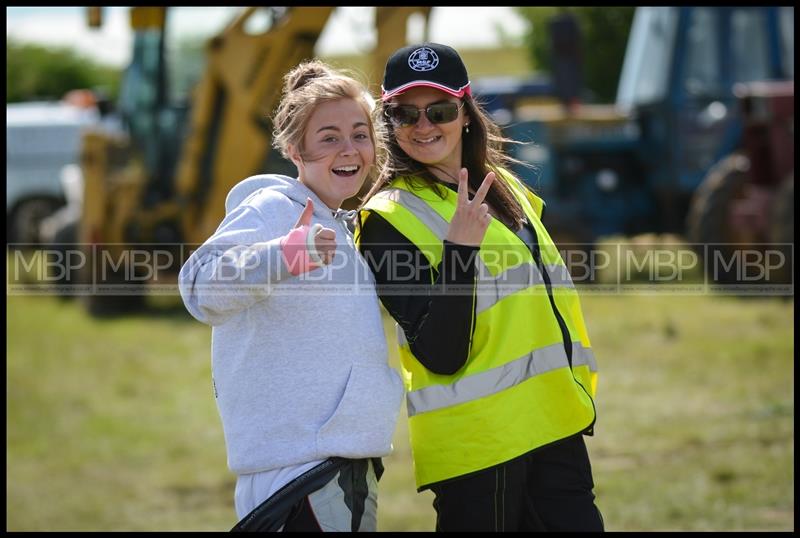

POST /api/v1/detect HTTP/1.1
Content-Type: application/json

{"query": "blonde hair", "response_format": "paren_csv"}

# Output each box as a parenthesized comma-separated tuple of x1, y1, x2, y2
(272, 60, 384, 186)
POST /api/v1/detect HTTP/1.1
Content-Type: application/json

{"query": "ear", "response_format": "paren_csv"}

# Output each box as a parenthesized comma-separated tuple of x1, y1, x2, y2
(287, 143, 302, 167)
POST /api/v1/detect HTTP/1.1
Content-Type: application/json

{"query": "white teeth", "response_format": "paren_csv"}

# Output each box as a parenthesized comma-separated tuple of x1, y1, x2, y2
(416, 136, 438, 143)
(333, 165, 358, 172)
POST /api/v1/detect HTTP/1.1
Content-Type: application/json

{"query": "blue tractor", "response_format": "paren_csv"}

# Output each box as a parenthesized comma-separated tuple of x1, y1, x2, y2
(483, 6, 794, 259)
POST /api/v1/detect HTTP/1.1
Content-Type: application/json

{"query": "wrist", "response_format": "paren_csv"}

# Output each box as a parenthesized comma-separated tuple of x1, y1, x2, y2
(281, 224, 323, 276)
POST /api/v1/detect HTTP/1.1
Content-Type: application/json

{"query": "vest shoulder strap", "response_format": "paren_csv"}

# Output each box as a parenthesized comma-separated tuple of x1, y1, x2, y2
(495, 169, 545, 220)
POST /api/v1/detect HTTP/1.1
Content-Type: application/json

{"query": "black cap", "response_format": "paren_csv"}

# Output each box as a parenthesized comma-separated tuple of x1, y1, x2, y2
(381, 43, 471, 101)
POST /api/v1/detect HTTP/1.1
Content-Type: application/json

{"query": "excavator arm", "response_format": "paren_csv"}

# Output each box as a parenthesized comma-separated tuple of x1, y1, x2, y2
(173, 7, 335, 244)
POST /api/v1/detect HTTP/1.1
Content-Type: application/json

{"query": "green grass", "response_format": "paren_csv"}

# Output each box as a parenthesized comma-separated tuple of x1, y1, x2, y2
(7, 289, 793, 531)
(583, 294, 794, 531)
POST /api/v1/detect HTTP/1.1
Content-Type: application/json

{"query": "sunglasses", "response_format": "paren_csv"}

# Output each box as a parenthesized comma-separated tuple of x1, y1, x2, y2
(384, 101, 464, 127)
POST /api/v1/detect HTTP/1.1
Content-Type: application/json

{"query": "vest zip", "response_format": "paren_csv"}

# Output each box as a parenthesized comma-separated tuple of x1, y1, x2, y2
(525, 223, 597, 435)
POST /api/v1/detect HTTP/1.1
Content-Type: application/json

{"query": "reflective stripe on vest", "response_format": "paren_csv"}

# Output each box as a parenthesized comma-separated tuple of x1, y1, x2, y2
(361, 173, 597, 488)
(405, 340, 597, 416)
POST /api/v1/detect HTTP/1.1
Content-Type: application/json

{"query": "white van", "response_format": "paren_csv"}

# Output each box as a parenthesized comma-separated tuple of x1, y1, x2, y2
(6, 101, 100, 244)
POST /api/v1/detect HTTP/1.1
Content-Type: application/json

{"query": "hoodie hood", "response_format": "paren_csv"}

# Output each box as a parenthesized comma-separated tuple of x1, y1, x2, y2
(224, 174, 336, 219)
(225, 173, 358, 232)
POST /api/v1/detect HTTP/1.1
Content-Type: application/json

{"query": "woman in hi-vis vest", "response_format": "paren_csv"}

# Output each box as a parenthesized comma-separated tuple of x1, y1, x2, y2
(356, 43, 604, 532)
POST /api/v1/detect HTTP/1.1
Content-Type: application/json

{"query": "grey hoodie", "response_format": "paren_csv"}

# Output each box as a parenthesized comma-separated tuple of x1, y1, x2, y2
(179, 174, 403, 475)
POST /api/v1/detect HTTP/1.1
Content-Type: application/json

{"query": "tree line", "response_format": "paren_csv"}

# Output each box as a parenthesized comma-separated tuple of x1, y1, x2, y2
(515, 7, 636, 103)
(6, 39, 121, 103)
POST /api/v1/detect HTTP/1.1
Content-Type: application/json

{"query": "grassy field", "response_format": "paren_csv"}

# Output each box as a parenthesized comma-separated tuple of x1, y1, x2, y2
(6, 284, 794, 530)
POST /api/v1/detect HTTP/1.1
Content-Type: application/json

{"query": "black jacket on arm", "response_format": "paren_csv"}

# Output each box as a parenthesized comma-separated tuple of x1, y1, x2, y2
(358, 211, 479, 376)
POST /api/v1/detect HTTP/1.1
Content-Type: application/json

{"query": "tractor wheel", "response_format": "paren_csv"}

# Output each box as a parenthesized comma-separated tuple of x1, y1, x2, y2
(83, 278, 146, 317)
(768, 175, 794, 288)
(770, 174, 794, 245)
(8, 197, 64, 246)
(47, 220, 80, 300)
(686, 154, 755, 286)
(81, 245, 147, 317)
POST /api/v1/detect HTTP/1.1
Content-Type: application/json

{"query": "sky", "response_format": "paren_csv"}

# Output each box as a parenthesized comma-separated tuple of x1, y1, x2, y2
(6, 6, 530, 68)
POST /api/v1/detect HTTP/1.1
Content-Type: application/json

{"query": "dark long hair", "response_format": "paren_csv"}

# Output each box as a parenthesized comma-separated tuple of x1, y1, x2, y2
(362, 94, 528, 230)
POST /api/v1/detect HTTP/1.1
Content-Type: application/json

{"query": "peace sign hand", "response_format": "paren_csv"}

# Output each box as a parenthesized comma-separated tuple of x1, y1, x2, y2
(445, 168, 495, 247)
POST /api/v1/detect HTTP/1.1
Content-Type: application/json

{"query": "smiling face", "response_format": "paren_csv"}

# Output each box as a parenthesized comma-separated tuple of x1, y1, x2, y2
(389, 86, 468, 181)
(289, 98, 375, 210)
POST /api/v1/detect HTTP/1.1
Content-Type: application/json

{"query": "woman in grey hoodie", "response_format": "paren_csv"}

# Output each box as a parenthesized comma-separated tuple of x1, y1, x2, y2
(178, 60, 403, 532)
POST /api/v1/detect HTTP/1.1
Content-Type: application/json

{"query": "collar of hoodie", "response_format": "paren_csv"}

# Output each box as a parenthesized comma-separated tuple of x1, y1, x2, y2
(333, 208, 358, 233)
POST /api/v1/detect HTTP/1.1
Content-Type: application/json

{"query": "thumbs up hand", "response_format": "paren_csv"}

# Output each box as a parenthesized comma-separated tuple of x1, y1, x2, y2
(281, 198, 337, 275)
(292, 196, 316, 228)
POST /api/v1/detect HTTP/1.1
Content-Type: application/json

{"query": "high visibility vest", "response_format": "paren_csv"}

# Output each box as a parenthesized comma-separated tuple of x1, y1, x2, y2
(358, 171, 598, 489)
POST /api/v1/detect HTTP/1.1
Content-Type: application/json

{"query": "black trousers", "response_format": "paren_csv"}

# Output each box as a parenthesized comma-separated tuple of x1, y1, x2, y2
(428, 434, 604, 532)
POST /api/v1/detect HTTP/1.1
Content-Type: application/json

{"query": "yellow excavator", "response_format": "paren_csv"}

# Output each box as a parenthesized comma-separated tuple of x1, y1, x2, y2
(66, 7, 431, 314)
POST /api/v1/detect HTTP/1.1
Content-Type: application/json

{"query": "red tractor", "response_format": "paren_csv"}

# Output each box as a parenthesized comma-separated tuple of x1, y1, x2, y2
(687, 80, 794, 286)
